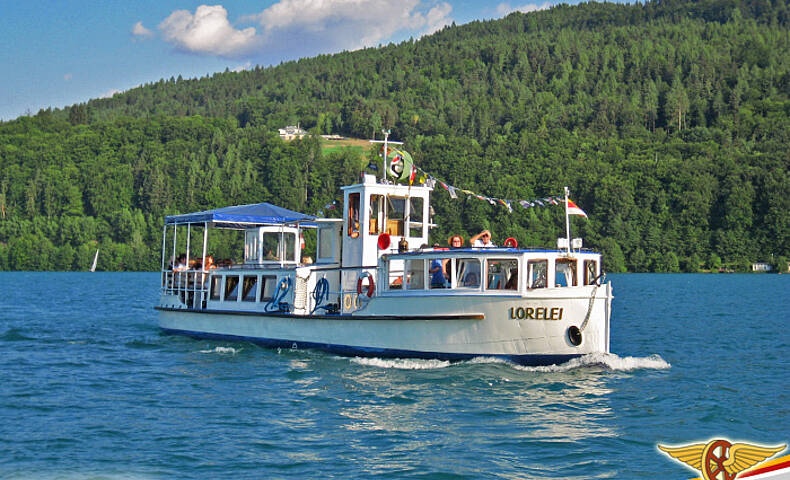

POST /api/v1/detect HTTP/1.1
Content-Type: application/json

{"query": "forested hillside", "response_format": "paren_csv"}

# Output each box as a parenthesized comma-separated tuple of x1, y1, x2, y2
(1, 0, 789, 272)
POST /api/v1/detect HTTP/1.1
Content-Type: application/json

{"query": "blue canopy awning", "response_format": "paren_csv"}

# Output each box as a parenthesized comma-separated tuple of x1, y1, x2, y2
(165, 202, 316, 228)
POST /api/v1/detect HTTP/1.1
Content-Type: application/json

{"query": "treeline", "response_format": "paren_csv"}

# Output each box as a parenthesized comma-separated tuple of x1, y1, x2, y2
(1, 0, 789, 272)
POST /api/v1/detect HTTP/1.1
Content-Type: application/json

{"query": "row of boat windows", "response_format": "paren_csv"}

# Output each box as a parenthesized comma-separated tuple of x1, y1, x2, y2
(209, 274, 278, 303)
(388, 257, 598, 291)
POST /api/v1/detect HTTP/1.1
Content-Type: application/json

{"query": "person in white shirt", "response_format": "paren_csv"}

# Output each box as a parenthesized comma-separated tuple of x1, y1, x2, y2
(470, 230, 495, 247)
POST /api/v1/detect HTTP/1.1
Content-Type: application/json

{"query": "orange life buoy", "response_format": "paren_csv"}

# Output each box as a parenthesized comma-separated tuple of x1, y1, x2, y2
(504, 237, 518, 248)
(357, 272, 375, 297)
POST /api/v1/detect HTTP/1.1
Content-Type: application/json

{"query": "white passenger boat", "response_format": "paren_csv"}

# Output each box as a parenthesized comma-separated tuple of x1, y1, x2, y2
(156, 144, 612, 366)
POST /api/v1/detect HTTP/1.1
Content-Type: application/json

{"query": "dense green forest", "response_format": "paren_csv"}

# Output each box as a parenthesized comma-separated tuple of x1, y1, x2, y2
(1, 0, 789, 272)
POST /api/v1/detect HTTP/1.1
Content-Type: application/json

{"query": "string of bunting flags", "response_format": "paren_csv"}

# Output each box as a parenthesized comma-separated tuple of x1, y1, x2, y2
(406, 164, 564, 214)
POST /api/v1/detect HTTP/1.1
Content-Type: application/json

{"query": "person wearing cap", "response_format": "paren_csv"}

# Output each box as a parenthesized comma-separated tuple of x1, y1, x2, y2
(470, 230, 495, 247)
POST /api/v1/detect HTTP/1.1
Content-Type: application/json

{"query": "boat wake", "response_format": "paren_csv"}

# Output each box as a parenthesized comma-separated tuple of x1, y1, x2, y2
(199, 346, 241, 355)
(511, 352, 671, 373)
(349, 357, 452, 369)
(348, 352, 670, 372)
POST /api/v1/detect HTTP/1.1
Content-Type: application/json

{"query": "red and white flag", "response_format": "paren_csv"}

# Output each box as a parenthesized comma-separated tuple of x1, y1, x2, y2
(567, 199, 588, 218)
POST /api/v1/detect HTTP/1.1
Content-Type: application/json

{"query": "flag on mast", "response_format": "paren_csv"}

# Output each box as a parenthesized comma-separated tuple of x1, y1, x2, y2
(566, 198, 588, 218)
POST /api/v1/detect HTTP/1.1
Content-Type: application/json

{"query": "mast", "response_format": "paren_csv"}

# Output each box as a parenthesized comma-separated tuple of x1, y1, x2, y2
(564, 186, 571, 254)
(90, 249, 99, 272)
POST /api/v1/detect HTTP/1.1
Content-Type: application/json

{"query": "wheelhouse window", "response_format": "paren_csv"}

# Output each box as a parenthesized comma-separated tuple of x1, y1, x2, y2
(486, 259, 519, 290)
(406, 259, 425, 290)
(555, 258, 577, 287)
(369, 194, 383, 235)
(282, 233, 295, 261)
(386, 196, 405, 236)
(584, 260, 598, 285)
(262, 232, 280, 261)
(317, 225, 336, 262)
(528, 260, 548, 289)
(347, 192, 360, 238)
(456, 258, 481, 288)
(244, 230, 258, 263)
(242, 275, 258, 302)
(408, 197, 423, 238)
(224, 275, 240, 301)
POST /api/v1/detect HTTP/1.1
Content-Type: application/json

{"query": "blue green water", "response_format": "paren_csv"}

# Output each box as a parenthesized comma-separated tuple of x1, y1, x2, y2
(0, 272, 788, 479)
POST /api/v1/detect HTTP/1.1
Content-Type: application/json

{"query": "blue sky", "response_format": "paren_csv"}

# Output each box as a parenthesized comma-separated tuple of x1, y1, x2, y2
(1, 0, 590, 121)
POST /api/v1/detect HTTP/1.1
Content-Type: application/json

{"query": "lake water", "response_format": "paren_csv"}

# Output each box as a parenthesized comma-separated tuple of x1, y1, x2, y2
(0, 272, 787, 479)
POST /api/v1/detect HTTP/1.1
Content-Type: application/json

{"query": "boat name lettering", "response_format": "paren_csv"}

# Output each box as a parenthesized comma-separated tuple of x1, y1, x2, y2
(508, 306, 564, 321)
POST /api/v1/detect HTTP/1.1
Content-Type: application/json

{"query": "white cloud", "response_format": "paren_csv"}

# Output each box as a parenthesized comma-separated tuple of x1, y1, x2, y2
(99, 88, 123, 99)
(159, 5, 257, 57)
(132, 21, 154, 38)
(157, 1, 453, 60)
(251, 0, 453, 51)
(232, 61, 252, 72)
(496, 2, 553, 16)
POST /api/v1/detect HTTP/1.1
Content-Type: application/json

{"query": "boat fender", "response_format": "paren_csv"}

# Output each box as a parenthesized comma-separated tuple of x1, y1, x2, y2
(357, 272, 375, 298)
(567, 326, 582, 346)
(504, 237, 518, 248)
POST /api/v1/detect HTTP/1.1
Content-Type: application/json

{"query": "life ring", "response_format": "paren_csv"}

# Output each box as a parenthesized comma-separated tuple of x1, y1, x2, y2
(504, 237, 518, 248)
(357, 272, 375, 297)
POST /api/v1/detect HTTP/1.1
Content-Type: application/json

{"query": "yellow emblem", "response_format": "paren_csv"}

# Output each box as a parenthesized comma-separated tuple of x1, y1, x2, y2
(658, 439, 785, 480)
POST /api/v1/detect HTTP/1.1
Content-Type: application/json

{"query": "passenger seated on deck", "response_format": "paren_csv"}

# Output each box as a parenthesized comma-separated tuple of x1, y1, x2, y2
(215, 258, 233, 268)
(173, 254, 188, 271)
(505, 271, 518, 290)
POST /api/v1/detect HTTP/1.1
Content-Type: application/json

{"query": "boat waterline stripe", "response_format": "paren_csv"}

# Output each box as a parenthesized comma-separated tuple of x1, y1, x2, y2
(159, 327, 581, 366)
(155, 306, 484, 321)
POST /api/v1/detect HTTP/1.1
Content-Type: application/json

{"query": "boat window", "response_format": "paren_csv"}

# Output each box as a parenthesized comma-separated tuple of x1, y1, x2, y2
(429, 257, 449, 289)
(209, 276, 222, 300)
(242, 275, 258, 302)
(486, 259, 519, 290)
(224, 275, 240, 301)
(262, 232, 280, 261)
(348, 192, 360, 238)
(283, 232, 296, 262)
(456, 258, 481, 288)
(244, 230, 259, 263)
(528, 260, 548, 289)
(408, 197, 423, 238)
(369, 194, 383, 235)
(261, 275, 277, 301)
(386, 259, 404, 290)
(317, 226, 334, 260)
(584, 260, 598, 285)
(406, 259, 425, 290)
(555, 259, 578, 287)
(386, 195, 405, 236)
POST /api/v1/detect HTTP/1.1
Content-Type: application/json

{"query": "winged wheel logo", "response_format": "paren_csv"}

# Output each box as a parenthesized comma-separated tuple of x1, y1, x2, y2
(658, 440, 785, 480)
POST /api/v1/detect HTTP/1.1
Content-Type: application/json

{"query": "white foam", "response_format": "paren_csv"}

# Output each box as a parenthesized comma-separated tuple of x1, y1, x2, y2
(513, 352, 671, 373)
(347, 352, 670, 372)
(199, 346, 240, 355)
(350, 356, 452, 370)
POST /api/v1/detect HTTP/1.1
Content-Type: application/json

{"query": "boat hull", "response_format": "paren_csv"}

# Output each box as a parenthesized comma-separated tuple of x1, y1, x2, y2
(157, 283, 611, 366)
